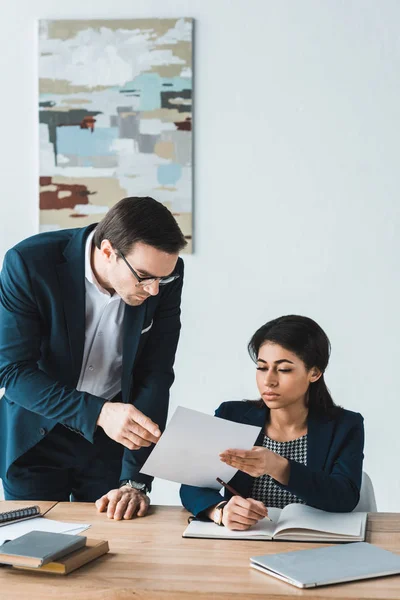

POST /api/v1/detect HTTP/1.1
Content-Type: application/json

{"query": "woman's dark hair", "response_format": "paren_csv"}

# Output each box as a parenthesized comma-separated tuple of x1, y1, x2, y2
(248, 315, 340, 417)
(93, 196, 187, 254)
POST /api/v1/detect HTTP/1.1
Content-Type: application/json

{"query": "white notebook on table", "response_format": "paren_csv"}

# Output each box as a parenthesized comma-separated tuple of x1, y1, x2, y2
(183, 503, 367, 542)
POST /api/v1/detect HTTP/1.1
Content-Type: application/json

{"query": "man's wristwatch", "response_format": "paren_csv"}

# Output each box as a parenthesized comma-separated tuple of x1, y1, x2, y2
(213, 501, 227, 526)
(119, 480, 149, 494)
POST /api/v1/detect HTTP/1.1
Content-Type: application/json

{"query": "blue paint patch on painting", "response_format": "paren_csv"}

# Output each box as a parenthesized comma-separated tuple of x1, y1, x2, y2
(57, 127, 118, 157)
(157, 163, 182, 186)
(120, 74, 192, 111)
(120, 73, 161, 111)
(160, 76, 192, 92)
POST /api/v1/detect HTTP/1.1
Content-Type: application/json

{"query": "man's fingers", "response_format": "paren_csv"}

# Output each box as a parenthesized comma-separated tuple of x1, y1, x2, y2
(126, 421, 159, 445)
(95, 496, 108, 512)
(98, 402, 162, 448)
(130, 408, 161, 442)
(107, 496, 121, 519)
(120, 418, 162, 449)
(113, 496, 132, 521)
(122, 498, 140, 520)
(136, 496, 150, 518)
(96, 488, 150, 520)
(121, 433, 151, 450)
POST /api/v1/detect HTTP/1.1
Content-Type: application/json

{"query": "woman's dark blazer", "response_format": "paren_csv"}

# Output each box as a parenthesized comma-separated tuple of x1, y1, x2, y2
(180, 400, 364, 517)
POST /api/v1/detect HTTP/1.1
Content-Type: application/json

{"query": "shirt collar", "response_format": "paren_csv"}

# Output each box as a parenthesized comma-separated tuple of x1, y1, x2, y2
(85, 230, 114, 297)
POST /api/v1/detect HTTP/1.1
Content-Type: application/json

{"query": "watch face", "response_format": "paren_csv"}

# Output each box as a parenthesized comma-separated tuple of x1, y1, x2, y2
(129, 481, 146, 492)
(214, 507, 223, 525)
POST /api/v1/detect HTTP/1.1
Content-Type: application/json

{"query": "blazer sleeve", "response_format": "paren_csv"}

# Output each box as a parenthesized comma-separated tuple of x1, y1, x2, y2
(0, 248, 105, 442)
(281, 413, 364, 512)
(119, 260, 184, 487)
(179, 402, 228, 517)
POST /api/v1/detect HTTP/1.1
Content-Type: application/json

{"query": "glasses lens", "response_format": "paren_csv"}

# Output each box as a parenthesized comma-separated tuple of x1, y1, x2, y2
(159, 275, 179, 285)
(136, 274, 179, 287)
(138, 278, 156, 287)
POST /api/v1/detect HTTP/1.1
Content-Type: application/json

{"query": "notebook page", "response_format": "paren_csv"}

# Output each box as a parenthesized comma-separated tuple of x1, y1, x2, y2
(266, 507, 282, 523)
(273, 504, 365, 538)
(183, 517, 276, 539)
(0, 517, 90, 546)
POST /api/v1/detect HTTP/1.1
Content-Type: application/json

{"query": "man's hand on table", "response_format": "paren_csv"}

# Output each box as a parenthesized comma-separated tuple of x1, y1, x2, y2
(95, 486, 150, 520)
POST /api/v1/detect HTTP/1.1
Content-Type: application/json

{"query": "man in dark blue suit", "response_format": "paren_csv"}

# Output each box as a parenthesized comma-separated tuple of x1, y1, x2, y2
(0, 196, 186, 520)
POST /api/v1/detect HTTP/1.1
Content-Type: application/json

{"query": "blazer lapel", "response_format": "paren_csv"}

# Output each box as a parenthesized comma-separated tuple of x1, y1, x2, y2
(56, 225, 95, 385)
(307, 411, 335, 471)
(121, 302, 146, 401)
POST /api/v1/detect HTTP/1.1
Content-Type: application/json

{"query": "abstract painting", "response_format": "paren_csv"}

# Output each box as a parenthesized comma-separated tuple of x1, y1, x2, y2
(39, 18, 193, 252)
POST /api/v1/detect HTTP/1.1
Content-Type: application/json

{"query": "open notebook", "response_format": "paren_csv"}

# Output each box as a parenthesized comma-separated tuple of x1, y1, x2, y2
(183, 503, 367, 542)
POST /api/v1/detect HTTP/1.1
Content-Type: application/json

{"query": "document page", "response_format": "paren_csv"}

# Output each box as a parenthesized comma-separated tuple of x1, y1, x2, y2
(140, 406, 261, 488)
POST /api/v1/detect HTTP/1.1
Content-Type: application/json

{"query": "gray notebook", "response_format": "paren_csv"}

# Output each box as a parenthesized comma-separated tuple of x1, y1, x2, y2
(0, 530, 86, 568)
(250, 542, 400, 588)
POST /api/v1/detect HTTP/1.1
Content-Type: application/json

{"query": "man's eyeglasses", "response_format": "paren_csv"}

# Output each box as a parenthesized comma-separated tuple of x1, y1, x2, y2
(118, 251, 179, 287)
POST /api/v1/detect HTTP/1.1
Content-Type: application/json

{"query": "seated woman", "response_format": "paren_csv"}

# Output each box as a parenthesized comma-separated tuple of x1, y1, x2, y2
(180, 315, 364, 530)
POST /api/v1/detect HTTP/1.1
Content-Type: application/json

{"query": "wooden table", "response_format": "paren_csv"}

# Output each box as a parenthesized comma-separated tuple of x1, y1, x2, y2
(1, 502, 400, 599)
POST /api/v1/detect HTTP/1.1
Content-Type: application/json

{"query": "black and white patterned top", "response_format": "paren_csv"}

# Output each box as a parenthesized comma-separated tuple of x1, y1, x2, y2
(250, 433, 307, 508)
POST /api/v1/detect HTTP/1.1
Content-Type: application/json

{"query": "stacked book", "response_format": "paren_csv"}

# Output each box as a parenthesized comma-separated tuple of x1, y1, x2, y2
(0, 530, 108, 575)
(0, 506, 109, 575)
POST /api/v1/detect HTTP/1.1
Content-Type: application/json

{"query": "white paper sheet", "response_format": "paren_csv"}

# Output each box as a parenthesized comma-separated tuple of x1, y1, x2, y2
(140, 406, 261, 488)
(0, 517, 90, 546)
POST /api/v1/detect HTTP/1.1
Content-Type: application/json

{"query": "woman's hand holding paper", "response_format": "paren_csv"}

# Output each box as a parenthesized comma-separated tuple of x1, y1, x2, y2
(220, 446, 290, 485)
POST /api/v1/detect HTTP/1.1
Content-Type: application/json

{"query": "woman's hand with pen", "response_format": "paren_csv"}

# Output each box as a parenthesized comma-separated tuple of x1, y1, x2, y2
(207, 497, 268, 530)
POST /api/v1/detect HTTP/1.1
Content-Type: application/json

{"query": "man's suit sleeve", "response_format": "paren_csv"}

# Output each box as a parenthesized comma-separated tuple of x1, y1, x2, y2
(119, 260, 184, 487)
(0, 248, 105, 442)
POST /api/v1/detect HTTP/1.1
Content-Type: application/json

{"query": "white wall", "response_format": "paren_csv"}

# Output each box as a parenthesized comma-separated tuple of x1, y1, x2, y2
(1, 0, 399, 510)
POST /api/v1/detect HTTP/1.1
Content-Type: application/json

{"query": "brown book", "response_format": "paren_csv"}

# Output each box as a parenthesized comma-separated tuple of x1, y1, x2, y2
(0, 531, 86, 567)
(14, 538, 109, 575)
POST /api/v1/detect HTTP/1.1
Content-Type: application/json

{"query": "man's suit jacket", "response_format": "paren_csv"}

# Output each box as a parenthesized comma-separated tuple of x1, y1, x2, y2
(0, 224, 184, 488)
(180, 400, 364, 516)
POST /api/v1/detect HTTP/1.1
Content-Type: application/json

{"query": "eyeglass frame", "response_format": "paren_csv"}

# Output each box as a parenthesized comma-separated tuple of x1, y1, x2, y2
(117, 250, 180, 287)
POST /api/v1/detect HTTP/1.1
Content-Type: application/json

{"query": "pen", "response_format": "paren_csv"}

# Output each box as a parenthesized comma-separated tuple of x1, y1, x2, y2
(216, 477, 272, 521)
